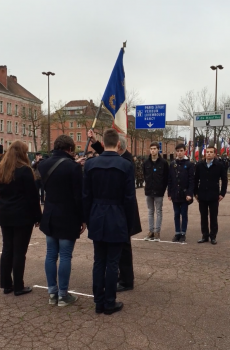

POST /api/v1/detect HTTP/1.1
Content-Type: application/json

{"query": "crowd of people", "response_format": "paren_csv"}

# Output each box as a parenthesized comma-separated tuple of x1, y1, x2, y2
(0, 129, 228, 316)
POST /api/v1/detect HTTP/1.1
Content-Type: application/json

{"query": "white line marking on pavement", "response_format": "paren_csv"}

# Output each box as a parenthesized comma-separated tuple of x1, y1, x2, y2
(33, 285, 94, 297)
(132, 238, 187, 245)
(0, 242, 40, 254)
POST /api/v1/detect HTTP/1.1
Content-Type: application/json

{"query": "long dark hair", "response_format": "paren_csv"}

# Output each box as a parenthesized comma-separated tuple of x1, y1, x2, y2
(0, 141, 32, 184)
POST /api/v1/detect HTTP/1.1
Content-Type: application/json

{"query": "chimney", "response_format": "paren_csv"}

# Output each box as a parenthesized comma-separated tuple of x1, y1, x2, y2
(0, 65, 7, 89)
(90, 99, 94, 105)
(10, 75, 17, 83)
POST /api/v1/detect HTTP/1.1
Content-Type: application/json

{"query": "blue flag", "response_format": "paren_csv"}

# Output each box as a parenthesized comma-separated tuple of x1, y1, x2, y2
(102, 49, 127, 134)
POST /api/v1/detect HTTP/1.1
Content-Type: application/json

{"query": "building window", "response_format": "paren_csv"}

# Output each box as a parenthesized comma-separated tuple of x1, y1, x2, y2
(28, 108, 32, 120)
(66, 110, 70, 115)
(34, 110, 37, 120)
(69, 122, 74, 128)
(15, 105, 18, 116)
(0, 138, 3, 145)
(77, 146, 81, 150)
(77, 133, 81, 141)
(22, 106, 26, 117)
(77, 122, 81, 128)
(15, 122, 18, 134)
(69, 132, 74, 140)
(22, 124, 26, 135)
(28, 142, 32, 152)
(0, 101, 3, 113)
(28, 124, 32, 136)
(7, 103, 12, 115)
(7, 121, 12, 133)
(0, 120, 4, 132)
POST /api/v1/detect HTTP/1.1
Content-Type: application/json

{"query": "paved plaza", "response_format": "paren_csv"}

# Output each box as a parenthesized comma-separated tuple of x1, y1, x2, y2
(0, 188, 230, 350)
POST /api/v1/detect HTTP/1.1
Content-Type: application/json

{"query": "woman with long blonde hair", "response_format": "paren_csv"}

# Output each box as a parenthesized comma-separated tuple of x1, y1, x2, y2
(0, 141, 42, 296)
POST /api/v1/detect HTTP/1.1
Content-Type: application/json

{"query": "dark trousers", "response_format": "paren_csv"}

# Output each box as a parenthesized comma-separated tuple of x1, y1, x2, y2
(118, 239, 134, 287)
(199, 200, 219, 239)
(35, 179, 44, 203)
(173, 202, 188, 233)
(0, 225, 33, 292)
(93, 241, 123, 308)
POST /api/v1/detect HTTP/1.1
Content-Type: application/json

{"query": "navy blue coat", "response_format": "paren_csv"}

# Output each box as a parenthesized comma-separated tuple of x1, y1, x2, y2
(168, 158, 194, 202)
(38, 150, 84, 241)
(83, 151, 136, 242)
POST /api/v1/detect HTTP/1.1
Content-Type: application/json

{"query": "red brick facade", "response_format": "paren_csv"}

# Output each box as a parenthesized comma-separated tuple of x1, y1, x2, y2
(0, 65, 42, 152)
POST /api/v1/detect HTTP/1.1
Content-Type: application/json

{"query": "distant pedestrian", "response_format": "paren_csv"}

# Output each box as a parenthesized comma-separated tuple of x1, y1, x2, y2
(168, 143, 194, 243)
(32, 152, 45, 205)
(195, 146, 227, 244)
(0, 141, 41, 296)
(143, 142, 169, 241)
(39, 135, 86, 306)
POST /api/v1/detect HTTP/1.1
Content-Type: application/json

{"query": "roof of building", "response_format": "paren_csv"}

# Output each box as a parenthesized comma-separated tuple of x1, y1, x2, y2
(0, 77, 42, 104)
(65, 100, 90, 108)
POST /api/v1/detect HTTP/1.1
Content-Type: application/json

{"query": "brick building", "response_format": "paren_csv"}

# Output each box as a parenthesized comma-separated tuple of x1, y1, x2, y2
(50, 99, 183, 158)
(0, 65, 42, 152)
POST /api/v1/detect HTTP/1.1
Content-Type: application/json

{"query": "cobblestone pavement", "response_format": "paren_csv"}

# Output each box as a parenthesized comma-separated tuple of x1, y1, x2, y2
(0, 188, 230, 350)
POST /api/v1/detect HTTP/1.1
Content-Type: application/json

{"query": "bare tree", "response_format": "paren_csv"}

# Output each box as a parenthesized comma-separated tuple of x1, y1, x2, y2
(126, 89, 144, 114)
(137, 129, 149, 156)
(51, 101, 69, 134)
(20, 102, 44, 152)
(162, 126, 176, 154)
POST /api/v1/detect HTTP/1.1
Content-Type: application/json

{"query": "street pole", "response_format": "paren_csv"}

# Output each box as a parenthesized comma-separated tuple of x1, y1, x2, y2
(42, 71, 55, 155)
(210, 65, 223, 147)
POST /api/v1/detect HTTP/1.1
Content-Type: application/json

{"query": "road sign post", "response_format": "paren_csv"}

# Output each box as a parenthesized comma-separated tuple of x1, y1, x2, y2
(224, 103, 230, 126)
(135, 104, 166, 129)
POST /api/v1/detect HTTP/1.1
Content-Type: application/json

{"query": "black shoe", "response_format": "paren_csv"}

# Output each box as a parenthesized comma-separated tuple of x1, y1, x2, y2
(14, 287, 32, 296)
(95, 304, 104, 314)
(179, 235, 186, 243)
(4, 287, 14, 294)
(172, 234, 180, 242)
(117, 284, 134, 293)
(104, 302, 123, 315)
(197, 238, 209, 243)
(211, 239, 217, 245)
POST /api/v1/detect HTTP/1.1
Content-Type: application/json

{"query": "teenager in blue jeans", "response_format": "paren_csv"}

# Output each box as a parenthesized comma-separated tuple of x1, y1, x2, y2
(168, 144, 194, 243)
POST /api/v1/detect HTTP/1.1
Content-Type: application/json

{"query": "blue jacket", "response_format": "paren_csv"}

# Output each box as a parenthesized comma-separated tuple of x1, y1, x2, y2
(83, 151, 135, 242)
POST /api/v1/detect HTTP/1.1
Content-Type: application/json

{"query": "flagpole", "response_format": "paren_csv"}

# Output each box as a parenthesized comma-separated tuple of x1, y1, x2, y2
(83, 101, 103, 156)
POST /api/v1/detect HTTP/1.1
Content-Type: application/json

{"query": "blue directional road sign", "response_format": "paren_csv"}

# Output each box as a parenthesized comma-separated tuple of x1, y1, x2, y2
(135, 104, 166, 129)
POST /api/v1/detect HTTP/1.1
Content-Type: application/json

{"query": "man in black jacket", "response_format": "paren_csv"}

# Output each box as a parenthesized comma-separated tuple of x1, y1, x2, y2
(39, 135, 86, 306)
(87, 130, 142, 293)
(83, 129, 135, 315)
(194, 146, 227, 244)
(168, 143, 194, 243)
(143, 142, 169, 241)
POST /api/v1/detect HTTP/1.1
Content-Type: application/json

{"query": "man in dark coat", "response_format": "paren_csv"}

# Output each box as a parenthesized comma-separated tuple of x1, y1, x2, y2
(38, 135, 86, 306)
(194, 146, 227, 244)
(83, 129, 135, 315)
(168, 143, 194, 243)
(143, 141, 169, 241)
(88, 130, 142, 292)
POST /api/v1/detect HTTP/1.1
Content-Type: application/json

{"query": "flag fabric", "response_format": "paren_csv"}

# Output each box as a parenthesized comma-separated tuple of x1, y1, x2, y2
(227, 139, 230, 156)
(195, 142, 199, 161)
(184, 136, 188, 155)
(184, 136, 187, 146)
(202, 139, 206, 156)
(101, 48, 127, 134)
(220, 138, 225, 155)
(206, 137, 209, 148)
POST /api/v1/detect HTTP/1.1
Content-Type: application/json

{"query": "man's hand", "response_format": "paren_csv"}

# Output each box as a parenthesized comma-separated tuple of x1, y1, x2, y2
(218, 195, 224, 202)
(186, 196, 192, 201)
(87, 130, 97, 144)
(80, 223, 86, 234)
(195, 195, 199, 202)
(168, 197, 172, 201)
(76, 157, 86, 166)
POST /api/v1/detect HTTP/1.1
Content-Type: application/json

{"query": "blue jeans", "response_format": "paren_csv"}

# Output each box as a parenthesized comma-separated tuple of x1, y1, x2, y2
(45, 236, 76, 297)
(173, 202, 188, 234)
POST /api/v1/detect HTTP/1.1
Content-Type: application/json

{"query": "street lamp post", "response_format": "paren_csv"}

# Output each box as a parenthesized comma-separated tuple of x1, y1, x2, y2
(42, 71, 55, 155)
(210, 65, 223, 146)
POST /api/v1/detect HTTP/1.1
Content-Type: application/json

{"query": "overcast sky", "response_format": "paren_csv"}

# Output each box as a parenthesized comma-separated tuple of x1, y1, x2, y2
(2, 0, 230, 138)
